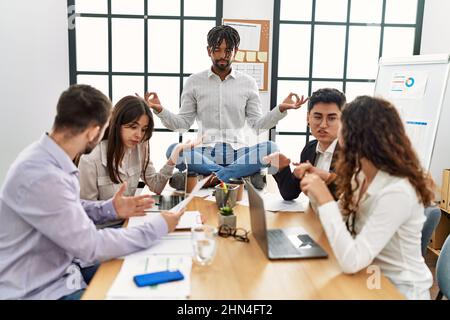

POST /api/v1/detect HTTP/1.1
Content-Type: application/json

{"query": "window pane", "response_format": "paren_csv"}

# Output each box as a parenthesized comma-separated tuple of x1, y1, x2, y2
(280, 0, 312, 21)
(111, 0, 143, 15)
(276, 80, 309, 132)
(75, 0, 107, 14)
(347, 26, 381, 79)
(184, 20, 215, 74)
(350, 0, 383, 23)
(311, 81, 343, 94)
(274, 135, 307, 163)
(385, 0, 418, 24)
(76, 17, 108, 71)
(148, 20, 180, 73)
(184, 0, 216, 17)
(112, 76, 144, 105)
(315, 0, 347, 22)
(150, 132, 180, 171)
(382, 27, 415, 58)
(148, 0, 180, 16)
(147, 77, 180, 129)
(112, 19, 144, 72)
(313, 25, 346, 78)
(345, 82, 375, 102)
(77, 75, 109, 98)
(278, 24, 311, 77)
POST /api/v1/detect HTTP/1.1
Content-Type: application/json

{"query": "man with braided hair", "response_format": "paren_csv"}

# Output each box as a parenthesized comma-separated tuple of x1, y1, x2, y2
(144, 25, 307, 188)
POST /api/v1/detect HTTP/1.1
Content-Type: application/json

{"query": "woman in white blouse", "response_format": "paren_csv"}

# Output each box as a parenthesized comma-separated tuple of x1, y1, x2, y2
(300, 95, 435, 300)
(79, 95, 195, 202)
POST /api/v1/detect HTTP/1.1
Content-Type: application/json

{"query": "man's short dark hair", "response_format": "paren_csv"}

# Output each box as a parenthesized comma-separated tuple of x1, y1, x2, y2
(207, 25, 240, 49)
(53, 84, 111, 135)
(307, 88, 346, 112)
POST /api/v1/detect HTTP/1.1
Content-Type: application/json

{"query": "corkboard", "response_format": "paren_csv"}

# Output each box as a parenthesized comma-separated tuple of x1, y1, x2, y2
(223, 19, 270, 92)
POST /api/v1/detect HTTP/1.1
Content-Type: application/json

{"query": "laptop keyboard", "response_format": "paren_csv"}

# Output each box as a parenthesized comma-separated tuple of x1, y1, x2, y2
(267, 229, 300, 255)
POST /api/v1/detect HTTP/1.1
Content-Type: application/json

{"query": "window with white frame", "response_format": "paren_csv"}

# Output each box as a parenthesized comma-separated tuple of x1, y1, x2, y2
(68, 0, 222, 169)
(271, 0, 425, 161)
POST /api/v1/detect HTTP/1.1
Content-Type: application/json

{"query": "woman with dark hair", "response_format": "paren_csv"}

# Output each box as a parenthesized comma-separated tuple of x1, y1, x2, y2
(79, 95, 196, 202)
(300, 96, 435, 299)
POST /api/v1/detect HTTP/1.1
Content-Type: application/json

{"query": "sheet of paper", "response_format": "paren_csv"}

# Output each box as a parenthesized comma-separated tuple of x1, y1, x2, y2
(122, 232, 193, 259)
(257, 51, 268, 62)
(264, 193, 306, 212)
(107, 255, 192, 300)
(264, 192, 309, 212)
(246, 51, 257, 62)
(234, 51, 245, 62)
(128, 211, 202, 230)
(169, 175, 211, 213)
(204, 195, 216, 203)
(223, 21, 261, 51)
(193, 188, 214, 198)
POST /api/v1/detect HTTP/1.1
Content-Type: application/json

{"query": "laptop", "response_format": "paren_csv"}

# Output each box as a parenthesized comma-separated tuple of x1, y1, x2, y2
(146, 168, 188, 212)
(246, 181, 328, 260)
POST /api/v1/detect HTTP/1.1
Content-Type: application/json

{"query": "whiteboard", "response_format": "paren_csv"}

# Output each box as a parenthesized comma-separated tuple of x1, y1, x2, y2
(374, 54, 450, 188)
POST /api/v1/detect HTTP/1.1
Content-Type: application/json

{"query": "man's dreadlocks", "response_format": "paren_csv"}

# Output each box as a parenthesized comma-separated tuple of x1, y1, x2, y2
(207, 25, 240, 49)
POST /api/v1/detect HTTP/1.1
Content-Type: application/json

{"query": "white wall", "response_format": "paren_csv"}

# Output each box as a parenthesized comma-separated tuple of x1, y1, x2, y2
(223, 0, 274, 113)
(421, 0, 450, 54)
(0, 0, 69, 184)
(223, 0, 274, 144)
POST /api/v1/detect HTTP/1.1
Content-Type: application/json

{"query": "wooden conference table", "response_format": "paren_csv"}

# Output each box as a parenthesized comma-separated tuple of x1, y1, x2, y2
(82, 196, 404, 300)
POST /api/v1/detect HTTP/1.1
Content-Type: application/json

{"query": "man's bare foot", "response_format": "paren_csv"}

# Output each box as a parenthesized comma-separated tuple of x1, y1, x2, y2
(203, 174, 221, 188)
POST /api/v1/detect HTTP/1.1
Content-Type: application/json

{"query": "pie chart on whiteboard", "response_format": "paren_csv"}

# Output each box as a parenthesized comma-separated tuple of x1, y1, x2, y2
(405, 77, 415, 88)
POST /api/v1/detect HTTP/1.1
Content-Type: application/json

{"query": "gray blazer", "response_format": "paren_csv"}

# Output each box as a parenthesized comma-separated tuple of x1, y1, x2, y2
(78, 140, 175, 200)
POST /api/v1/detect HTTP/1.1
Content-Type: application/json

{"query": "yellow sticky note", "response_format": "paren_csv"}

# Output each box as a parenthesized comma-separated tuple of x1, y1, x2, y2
(257, 51, 268, 62)
(246, 51, 256, 62)
(234, 51, 245, 62)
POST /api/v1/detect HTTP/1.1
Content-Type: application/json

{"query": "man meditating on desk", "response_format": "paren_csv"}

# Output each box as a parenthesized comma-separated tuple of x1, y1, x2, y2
(143, 25, 308, 189)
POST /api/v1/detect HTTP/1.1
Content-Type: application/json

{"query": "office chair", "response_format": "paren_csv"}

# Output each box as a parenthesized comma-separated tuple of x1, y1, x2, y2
(421, 206, 441, 257)
(436, 235, 450, 299)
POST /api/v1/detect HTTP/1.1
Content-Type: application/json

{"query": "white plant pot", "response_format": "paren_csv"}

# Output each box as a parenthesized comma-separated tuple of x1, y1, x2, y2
(218, 213, 236, 229)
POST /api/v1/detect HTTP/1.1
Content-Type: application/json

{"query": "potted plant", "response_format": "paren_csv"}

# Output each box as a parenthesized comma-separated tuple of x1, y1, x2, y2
(218, 205, 236, 229)
(216, 182, 237, 228)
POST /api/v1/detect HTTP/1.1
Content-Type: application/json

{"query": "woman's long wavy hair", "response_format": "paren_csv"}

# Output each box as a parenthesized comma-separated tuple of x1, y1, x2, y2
(103, 96, 154, 185)
(335, 96, 435, 234)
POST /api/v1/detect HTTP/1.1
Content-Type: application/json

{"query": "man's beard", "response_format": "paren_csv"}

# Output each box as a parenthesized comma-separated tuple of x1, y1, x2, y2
(213, 59, 231, 71)
(83, 131, 102, 155)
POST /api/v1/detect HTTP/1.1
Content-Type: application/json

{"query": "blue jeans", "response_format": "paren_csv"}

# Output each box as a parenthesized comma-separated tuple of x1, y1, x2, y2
(166, 141, 278, 183)
(59, 264, 99, 300)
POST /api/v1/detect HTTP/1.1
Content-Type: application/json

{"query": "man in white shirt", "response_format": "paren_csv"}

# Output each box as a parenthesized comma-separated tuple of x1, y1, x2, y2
(264, 88, 346, 200)
(143, 25, 307, 187)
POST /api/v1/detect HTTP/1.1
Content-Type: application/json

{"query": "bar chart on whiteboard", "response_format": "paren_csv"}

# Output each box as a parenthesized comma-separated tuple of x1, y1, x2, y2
(405, 120, 431, 166)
